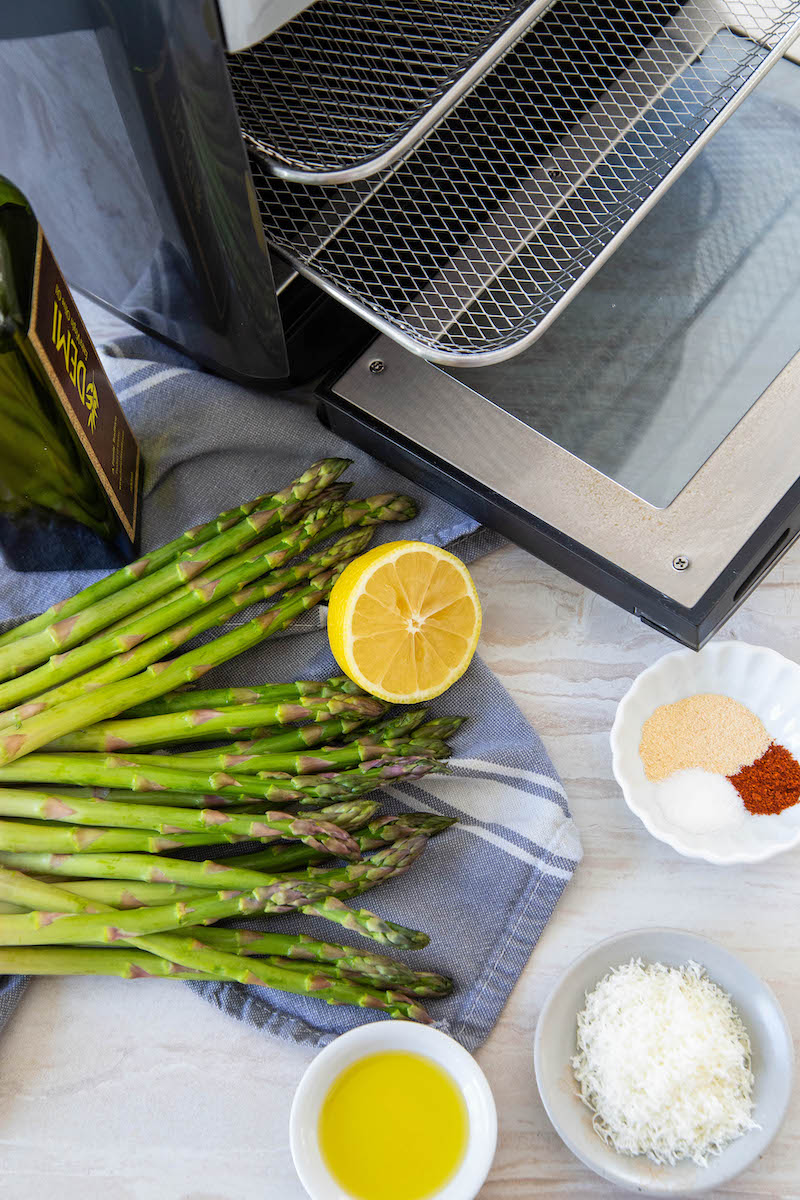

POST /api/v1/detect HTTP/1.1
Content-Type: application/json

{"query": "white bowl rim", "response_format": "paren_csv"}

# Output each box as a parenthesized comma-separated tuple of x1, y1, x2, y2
(533, 927, 795, 1196)
(610, 641, 800, 864)
(289, 1021, 498, 1200)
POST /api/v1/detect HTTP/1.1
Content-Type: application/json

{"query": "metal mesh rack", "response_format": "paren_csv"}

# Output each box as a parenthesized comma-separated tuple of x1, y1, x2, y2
(227, 0, 555, 182)
(252, 0, 800, 366)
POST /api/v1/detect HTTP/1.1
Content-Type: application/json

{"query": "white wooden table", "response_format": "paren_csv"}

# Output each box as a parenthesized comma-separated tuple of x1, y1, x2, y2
(0, 542, 797, 1199)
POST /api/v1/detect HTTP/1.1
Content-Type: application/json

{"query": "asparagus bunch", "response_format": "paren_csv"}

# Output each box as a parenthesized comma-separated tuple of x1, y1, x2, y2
(0, 493, 417, 762)
(0, 459, 349, 651)
(0, 863, 432, 1020)
(0, 497, 351, 715)
(0, 530, 374, 734)
(0, 460, 465, 1022)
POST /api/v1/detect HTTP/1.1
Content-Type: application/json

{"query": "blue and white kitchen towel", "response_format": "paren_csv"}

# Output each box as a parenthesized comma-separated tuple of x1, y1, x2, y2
(0, 299, 582, 1052)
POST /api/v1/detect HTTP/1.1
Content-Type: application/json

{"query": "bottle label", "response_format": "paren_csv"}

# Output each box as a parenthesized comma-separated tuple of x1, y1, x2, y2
(27, 229, 140, 541)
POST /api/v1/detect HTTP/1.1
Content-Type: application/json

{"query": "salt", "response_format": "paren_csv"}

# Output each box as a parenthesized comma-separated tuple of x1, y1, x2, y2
(655, 768, 746, 834)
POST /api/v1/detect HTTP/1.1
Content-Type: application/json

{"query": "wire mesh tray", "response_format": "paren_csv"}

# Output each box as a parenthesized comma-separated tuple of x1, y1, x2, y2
(227, 0, 555, 182)
(253, 0, 800, 366)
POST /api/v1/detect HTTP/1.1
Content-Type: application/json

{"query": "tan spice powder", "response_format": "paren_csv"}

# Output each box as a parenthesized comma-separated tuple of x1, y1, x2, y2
(639, 693, 771, 781)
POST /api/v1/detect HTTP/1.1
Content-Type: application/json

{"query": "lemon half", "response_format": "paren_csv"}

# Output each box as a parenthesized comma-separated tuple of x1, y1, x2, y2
(327, 540, 482, 703)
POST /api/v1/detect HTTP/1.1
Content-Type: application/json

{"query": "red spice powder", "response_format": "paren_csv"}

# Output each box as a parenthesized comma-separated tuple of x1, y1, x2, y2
(728, 742, 800, 815)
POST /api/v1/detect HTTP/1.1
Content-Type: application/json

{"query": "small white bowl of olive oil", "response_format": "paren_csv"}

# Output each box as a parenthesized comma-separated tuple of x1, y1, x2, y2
(290, 1021, 497, 1200)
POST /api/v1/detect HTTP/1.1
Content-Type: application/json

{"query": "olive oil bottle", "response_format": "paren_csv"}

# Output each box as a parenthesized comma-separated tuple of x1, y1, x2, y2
(0, 176, 142, 570)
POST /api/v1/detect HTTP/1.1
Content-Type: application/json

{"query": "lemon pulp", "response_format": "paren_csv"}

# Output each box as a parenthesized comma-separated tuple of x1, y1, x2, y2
(318, 1050, 468, 1200)
(327, 540, 482, 703)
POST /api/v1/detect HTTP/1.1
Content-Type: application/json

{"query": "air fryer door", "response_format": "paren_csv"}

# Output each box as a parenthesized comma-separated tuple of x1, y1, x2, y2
(320, 49, 800, 648)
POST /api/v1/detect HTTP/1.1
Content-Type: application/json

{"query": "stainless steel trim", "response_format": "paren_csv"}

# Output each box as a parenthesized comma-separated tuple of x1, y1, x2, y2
(254, 2, 800, 366)
(331, 336, 800, 606)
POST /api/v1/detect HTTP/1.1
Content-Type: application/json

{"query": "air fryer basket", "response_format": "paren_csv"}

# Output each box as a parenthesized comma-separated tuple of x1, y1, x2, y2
(238, 0, 800, 366)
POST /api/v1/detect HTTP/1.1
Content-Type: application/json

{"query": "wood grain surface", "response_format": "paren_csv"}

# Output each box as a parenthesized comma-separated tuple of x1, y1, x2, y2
(0, 542, 796, 1199)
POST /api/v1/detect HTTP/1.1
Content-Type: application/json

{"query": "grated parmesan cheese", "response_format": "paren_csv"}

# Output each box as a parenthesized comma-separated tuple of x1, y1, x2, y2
(571, 958, 757, 1166)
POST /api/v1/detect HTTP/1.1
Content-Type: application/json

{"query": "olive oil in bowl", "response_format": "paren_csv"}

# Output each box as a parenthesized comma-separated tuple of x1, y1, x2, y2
(290, 1021, 496, 1200)
(318, 1051, 468, 1200)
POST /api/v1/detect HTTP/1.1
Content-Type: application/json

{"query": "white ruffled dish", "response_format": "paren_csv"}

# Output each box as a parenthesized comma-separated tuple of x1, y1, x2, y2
(610, 641, 800, 864)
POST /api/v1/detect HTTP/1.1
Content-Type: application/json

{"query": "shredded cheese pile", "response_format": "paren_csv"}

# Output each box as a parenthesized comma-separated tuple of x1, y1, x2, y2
(572, 958, 757, 1166)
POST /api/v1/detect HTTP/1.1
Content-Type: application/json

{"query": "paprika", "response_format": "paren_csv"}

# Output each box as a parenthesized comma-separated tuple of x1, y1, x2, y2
(727, 742, 800, 815)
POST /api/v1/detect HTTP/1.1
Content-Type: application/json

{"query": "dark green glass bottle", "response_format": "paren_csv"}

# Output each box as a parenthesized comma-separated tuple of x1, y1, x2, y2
(0, 176, 142, 571)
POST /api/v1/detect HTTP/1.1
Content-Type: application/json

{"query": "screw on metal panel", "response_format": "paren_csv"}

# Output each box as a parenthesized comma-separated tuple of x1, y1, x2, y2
(368, 359, 385, 375)
(672, 555, 690, 571)
(547, 168, 566, 182)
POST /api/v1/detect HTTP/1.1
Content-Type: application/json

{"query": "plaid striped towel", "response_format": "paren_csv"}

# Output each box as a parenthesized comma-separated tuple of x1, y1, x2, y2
(0, 299, 582, 1050)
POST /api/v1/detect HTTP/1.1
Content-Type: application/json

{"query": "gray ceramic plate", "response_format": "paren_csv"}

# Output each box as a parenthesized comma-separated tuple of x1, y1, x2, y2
(534, 929, 794, 1195)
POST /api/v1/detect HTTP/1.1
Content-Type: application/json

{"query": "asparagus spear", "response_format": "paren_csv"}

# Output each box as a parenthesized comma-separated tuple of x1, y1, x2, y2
(0, 571, 338, 765)
(228, 813, 455, 865)
(0, 863, 237, 922)
(301, 896, 429, 950)
(112, 737, 446, 776)
(242, 952, 448, 996)
(277, 799, 380, 830)
(281, 837, 432, 949)
(0, 885, 321, 943)
(0, 748, 385, 803)
(47, 693, 386, 753)
(0, 498, 348, 712)
(171, 712, 375, 762)
(0, 944, 432, 1017)
(0, 789, 362, 859)
(0, 458, 350, 650)
(0, 819, 248, 854)
(178, 836, 433, 953)
(222, 714, 461, 775)
(291, 757, 443, 802)
(0, 849, 320, 892)
(0, 461, 351, 683)
(181, 928, 451, 995)
(160, 932, 433, 1018)
(0, 942, 445, 998)
(169, 709, 435, 769)
(6, 786, 254, 810)
(407, 716, 467, 742)
(353, 812, 457, 850)
(0, 946, 218, 979)
(29, 879, 224, 908)
(121, 676, 365, 719)
(0, 864, 111, 913)
(0, 529, 372, 731)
